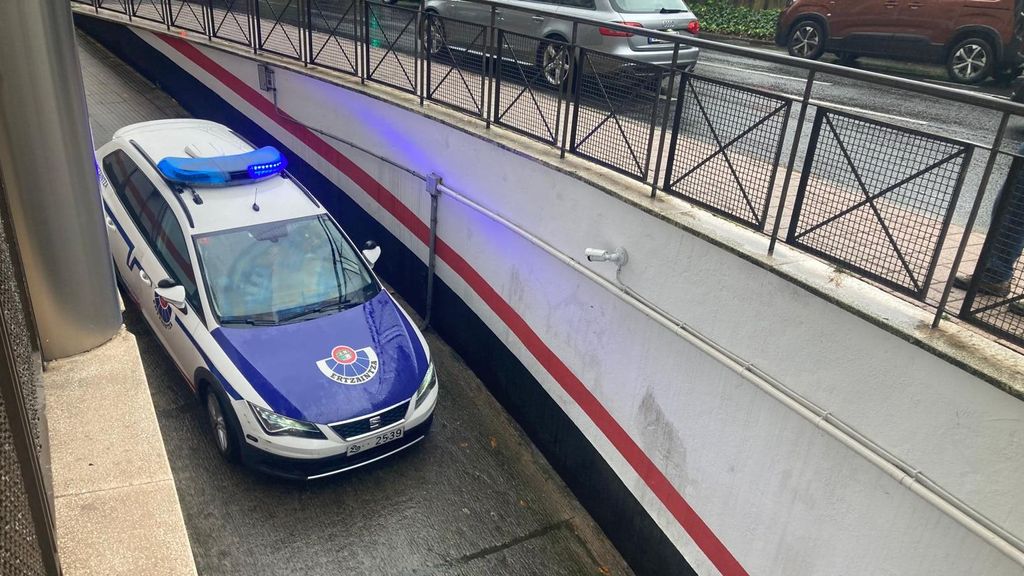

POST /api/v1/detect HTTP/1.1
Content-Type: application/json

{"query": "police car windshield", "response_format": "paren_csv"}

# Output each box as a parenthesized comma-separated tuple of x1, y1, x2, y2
(195, 215, 380, 325)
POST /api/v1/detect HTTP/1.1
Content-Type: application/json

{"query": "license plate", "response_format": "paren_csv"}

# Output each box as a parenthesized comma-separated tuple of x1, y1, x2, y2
(649, 30, 675, 44)
(346, 427, 404, 455)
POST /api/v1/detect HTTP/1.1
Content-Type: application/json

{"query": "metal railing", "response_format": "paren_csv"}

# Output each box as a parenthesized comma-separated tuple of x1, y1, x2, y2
(76, 0, 1024, 350)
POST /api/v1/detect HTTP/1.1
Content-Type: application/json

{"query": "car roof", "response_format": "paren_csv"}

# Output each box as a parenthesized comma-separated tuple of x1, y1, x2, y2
(112, 119, 323, 235)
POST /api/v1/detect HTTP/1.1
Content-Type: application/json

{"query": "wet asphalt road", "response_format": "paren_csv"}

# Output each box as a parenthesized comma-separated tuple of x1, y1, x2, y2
(125, 292, 632, 576)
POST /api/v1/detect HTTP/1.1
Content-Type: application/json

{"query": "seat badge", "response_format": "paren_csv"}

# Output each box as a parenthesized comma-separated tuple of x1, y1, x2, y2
(316, 345, 380, 385)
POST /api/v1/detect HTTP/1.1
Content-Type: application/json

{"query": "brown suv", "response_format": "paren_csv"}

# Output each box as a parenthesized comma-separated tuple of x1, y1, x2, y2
(776, 0, 1024, 84)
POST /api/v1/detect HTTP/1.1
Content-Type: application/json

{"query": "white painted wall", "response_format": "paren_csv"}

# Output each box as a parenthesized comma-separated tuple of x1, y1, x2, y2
(143, 30, 1024, 576)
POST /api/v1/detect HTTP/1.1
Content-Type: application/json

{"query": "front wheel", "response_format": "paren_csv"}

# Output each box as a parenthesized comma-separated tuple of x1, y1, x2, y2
(205, 388, 240, 463)
(947, 38, 994, 84)
(787, 20, 826, 60)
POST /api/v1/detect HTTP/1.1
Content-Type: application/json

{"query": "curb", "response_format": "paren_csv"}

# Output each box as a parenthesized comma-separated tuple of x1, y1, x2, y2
(698, 32, 776, 48)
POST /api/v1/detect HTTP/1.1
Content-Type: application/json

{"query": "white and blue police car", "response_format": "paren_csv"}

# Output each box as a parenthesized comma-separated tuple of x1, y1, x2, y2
(96, 119, 437, 480)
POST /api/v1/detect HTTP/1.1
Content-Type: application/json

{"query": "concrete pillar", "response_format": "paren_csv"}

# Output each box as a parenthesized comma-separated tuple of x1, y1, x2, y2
(0, 0, 121, 359)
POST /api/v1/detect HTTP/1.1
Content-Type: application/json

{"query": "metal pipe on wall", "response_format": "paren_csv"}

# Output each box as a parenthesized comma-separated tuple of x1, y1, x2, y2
(0, 0, 122, 360)
(433, 179, 1024, 567)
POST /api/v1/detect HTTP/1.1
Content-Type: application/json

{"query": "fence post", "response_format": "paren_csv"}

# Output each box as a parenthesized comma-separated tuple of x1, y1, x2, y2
(558, 22, 578, 159)
(931, 112, 1010, 329)
(415, 4, 423, 103)
(423, 173, 441, 329)
(767, 69, 815, 256)
(649, 42, 680, 198)
(485, 6, 498, 128)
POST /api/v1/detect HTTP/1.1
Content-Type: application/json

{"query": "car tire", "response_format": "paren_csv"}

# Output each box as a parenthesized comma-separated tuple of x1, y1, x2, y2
(419, 12, 445, 56)
(204, 385, 241, 463)
(787, 20, 826, 60)
(537, 36, 573, 91)
(947, 38, 995, 84)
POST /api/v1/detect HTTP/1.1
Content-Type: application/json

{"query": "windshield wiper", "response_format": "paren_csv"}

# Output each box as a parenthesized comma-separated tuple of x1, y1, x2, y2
(660, 7, 683, 13)
(280, 299, 357, 323)
(219, 316, 279, 326)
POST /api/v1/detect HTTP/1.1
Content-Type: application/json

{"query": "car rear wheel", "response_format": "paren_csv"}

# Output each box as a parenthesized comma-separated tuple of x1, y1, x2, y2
(947, 38, 994, 84)
(419, 13, 445, 56)
(538, 38, 572, 89)
(787, 20, 825, 60)
(205, 387, 240, 463)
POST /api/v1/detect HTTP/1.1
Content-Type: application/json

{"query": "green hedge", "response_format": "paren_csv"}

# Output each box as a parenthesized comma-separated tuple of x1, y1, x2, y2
(689, 0, 782, 41)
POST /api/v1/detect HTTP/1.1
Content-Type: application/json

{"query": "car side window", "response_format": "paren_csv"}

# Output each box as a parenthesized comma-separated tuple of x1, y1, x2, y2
(559, 0, 595, 8)
(154, 208, 204, 319)
(102, 149, 164, 245)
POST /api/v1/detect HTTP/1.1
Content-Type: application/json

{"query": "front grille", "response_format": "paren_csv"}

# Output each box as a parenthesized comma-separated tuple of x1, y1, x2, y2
(330, 401, 409, 439)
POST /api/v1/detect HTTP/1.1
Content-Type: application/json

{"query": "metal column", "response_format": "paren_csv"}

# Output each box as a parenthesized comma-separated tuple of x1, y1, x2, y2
(0, 0, 121, 360)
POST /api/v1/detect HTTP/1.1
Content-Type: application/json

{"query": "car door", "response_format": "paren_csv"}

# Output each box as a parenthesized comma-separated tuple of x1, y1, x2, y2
(892, 0, 959, 59)
(99, 148, 203, 385)
(450, 0, 495, 48)
(149, 199, 207, 387)
(101, 148, 163, 311)
(499, 0, 560, 39)
(825, 0, 897, 56)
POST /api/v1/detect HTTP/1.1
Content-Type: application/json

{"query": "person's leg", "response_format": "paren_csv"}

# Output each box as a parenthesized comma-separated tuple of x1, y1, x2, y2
(984, 169, 1024, 284)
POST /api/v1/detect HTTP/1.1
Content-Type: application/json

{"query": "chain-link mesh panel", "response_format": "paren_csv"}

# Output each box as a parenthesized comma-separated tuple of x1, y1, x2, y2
(960, 156, 1024, 346)
(425, 14, 487, 118)
(256, 0, 303, 60)
(211, 0, 252, 47)
(570, 49, 663, 181)
(131, 0, 167, 24)
(0, 397, 44, 576)
(0, 177, 45, 576)
(787, 108, 971, 300)
(493, 30, 565, 145)
(169, 0, 209, 34)
(364, 2, 418, 95)
(309, 0, 359, 75)
(97, 0, 129, 15)
(664, 74, 790, 230)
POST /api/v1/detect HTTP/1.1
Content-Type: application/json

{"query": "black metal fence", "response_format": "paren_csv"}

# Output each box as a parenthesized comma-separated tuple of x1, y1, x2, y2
(960, 156, 1024, 344)
(664, 75, 789, 230)
(788, 108, 972, 300)
(77, 0, 1024, 348)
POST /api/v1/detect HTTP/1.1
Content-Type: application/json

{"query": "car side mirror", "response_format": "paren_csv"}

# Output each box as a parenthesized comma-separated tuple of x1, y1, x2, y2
(155, 284, 187, 310)
(362, 240, 381, 268)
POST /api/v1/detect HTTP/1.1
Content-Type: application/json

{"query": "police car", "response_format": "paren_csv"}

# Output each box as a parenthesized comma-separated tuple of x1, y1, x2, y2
(96, 119, 437, 480)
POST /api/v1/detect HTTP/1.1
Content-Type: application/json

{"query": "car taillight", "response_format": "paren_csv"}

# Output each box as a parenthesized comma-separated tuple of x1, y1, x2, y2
(687, 20, 700, 34)
(599, 22, 642, 37)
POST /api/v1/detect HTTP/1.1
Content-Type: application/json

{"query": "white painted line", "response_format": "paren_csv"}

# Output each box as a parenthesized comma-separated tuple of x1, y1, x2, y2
(773, 92, 931, 126)
(808, 99, 930, 125)
(699, 61, 833, 86)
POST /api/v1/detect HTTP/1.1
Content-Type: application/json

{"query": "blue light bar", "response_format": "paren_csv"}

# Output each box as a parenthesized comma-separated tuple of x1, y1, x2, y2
(156, 146, 287, 187)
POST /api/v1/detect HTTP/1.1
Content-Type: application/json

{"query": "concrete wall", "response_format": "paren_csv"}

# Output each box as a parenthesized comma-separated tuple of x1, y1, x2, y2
(82, 20, 1024, 576)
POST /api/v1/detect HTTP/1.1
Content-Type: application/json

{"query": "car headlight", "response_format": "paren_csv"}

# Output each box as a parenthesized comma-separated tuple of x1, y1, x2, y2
(414, 363, 438, 409)
(248, 402, 326, 439)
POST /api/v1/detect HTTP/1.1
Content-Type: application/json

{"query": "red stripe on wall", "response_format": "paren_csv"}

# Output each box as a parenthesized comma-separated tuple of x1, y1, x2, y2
(155, 33, 748, 576)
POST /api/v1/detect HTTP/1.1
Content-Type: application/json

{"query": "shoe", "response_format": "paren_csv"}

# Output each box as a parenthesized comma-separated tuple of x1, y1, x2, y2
(953, 275, 1011, 297)
(1009, 300, 1024, 316)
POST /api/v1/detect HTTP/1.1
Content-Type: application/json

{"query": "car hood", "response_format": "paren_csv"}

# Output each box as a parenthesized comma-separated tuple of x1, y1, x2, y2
(212, 291, 428, 424)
